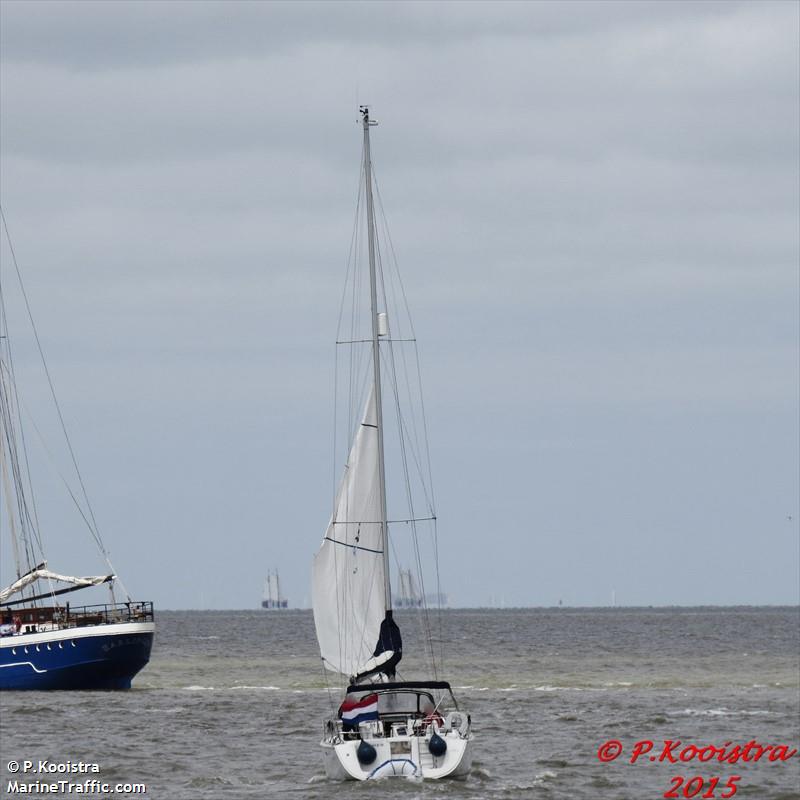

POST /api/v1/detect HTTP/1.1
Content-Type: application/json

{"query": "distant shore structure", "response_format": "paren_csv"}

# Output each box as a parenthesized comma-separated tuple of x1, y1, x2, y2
(393, 568, 448, 608)
(261, 570, 288, 609)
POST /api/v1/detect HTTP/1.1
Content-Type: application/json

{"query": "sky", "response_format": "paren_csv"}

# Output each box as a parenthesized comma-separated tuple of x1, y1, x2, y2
(0, 0, 797, 609)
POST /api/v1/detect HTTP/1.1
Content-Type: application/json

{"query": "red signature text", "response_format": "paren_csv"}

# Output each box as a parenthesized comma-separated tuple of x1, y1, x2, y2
(629, 739, 797, 765)
(663, 775, 740, 799)
(596, 739, 797, 799)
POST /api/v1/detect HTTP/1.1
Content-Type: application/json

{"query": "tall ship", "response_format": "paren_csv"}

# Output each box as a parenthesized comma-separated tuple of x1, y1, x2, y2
(310, 108, 473, 781)
(393, 568, 422, 609)
(261, 570, 288, 609)
(0, 212, 154, 690)
(394, 570, 448, 609)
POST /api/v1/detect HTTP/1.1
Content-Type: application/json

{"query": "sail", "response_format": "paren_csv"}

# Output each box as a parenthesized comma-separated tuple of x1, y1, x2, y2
(312, 386, 388, 677)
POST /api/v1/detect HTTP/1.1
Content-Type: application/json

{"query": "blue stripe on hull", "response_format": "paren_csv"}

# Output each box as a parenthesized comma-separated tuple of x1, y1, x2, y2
(0, 630, 153, 690)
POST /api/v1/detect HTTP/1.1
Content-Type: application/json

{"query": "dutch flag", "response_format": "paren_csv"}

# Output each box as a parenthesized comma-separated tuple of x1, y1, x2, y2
(339, 693, 379, 731)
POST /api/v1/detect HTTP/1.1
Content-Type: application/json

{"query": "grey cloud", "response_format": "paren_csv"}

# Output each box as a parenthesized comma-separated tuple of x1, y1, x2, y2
(0, 0, 796, 608)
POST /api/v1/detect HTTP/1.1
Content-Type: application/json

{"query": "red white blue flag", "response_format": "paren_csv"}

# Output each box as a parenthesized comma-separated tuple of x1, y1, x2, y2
(339, 693, 379, 730)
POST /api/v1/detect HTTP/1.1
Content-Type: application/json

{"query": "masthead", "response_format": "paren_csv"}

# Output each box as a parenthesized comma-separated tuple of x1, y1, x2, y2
(359, 105, 379, 126)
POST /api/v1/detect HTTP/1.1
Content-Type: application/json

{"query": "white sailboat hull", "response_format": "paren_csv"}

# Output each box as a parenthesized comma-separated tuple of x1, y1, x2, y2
(321, 729, 473, 781)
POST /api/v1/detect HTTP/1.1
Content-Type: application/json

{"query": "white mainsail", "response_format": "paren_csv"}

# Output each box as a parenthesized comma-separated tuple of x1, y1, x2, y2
(312, 385, 387, 677)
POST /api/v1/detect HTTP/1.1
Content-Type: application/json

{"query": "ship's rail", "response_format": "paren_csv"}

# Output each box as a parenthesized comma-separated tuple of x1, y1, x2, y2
(2, 601, 154, 635)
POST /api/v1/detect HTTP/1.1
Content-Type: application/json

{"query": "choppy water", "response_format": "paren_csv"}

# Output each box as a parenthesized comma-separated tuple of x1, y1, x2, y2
(1, 607, 798, 799)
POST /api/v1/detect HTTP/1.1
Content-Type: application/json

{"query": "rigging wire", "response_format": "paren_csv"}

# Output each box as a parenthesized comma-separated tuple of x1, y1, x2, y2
(369, 169, 442, 679)
(373, 169, 444, 677)
(0, 206, 126, 602)
(0, 273, 46, 573)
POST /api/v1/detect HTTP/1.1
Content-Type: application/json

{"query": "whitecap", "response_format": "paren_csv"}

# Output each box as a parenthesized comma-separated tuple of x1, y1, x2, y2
(504, 772, 558, 791)
(675, 708, 772, 717)
(533, 685, 587, 692)
(229, 685, 281, 691)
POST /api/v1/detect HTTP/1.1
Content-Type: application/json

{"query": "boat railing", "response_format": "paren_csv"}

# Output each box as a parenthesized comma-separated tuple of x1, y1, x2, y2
(67, 601, 154, 627)
(5, 601, 154, 634)
(324, 708, 471, 743)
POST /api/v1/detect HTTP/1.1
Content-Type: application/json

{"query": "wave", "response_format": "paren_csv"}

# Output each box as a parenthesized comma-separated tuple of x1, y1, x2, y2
(229, 685, 281, 691)
(674, 707, 772, 717)
(182, 684, 284, 691)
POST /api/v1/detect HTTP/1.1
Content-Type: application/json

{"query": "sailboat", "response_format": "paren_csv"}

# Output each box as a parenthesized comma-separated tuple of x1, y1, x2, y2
(261, 569, 288, 609)
(311, 108, 473, 781)
(0, 212, 154, 689)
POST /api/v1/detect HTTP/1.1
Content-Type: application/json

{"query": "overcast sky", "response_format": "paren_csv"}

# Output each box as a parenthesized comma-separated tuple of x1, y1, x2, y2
(1, 0, 797, 609)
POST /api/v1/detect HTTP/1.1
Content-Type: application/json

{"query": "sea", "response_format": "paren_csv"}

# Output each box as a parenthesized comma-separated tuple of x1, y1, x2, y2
(1, 607, 798, 800)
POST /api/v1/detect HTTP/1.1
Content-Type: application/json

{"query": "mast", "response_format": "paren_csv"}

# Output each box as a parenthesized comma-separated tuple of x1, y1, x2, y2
(0, 426, 23, 579)
(361, 106, 392, 614)
(0, 314, 26, 580)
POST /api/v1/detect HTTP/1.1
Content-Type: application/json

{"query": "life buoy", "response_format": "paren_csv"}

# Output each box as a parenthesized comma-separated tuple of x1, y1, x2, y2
(444, 711, 470, 736)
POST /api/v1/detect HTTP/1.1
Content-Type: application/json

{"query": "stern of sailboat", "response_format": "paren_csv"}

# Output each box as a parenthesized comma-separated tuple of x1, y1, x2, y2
(319, 682, 473, 780)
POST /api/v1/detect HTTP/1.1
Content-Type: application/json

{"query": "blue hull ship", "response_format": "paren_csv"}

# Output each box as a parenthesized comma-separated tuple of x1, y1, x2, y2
(0, 602, 154, 690)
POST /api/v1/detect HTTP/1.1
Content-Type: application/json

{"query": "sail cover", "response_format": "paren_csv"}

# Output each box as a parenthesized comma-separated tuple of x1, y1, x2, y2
(0, 566, 114, 603)
(312, 386, 388, 677)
